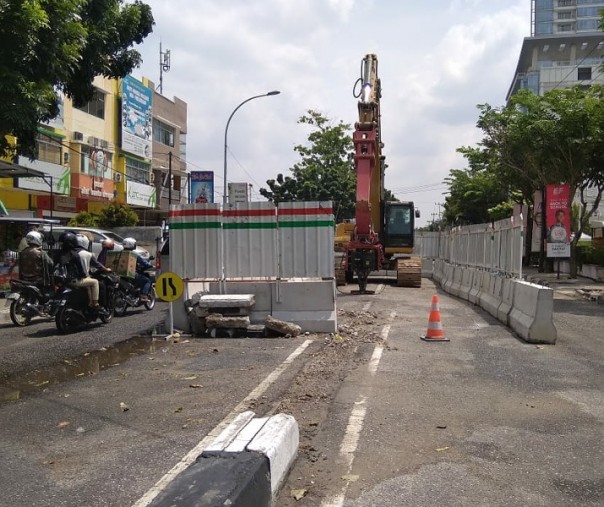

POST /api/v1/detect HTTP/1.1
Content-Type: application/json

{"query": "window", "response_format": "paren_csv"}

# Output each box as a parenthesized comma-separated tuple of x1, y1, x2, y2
(36, 136, 61, 165)
(577, 18, 600, 29)
(179, 133, 187, 161)
(153, 119, 175, 147)
(125, 157, 150, 184)
(577, 6, 600, 15)
(557, 11, 573, 18)
(578, 66, 592, 80)
(557, 22, 573, 31)
(557, 0, 571, 6)
(76, 89, 105, 119)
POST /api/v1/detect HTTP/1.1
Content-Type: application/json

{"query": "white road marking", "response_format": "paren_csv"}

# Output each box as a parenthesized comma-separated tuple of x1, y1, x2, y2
(322, 314, 395, 507)
(362, 302, 372, 312)
(132, 339, 313, 507)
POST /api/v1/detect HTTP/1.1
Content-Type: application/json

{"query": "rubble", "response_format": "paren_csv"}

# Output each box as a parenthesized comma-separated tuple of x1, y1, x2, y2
(265, 315, 302, 337)
(205, 314, 251, 329)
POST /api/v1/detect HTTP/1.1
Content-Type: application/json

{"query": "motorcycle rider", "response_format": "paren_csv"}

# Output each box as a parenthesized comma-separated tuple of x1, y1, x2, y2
(18, 231, 54, 285)
(122, 237, 153, 302)
(59, 232, 109, 310)
(97, 238, 115, 266)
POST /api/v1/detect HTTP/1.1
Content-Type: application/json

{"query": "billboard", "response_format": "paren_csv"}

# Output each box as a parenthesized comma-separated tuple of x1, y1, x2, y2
(546, 183, 571, 258)
(121, 76, 152, 159)
(190, 171, 214, 203)
(127, 180, 157, 208)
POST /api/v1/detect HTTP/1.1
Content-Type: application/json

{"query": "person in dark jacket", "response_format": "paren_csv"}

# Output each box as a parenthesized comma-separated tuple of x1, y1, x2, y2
(18, 231, 54, 285)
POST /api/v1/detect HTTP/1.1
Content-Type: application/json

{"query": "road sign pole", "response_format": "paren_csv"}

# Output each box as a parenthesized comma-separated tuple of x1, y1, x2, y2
(155, 271, 184, 338)
(169, 301, 174, 337)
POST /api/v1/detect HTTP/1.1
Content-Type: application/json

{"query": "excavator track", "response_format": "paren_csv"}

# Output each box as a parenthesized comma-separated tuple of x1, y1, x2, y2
(335, 255, 346, 286)
(396, 256, 422, 288)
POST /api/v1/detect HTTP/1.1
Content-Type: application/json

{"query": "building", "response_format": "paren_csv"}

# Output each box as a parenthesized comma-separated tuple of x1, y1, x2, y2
(507, 0, 604, 101)
(0, 75, 188, 224)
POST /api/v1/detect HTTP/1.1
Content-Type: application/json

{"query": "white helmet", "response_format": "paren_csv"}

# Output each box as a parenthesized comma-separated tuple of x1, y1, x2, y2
(25, 230, 43, 247)
(76, 233, 90, 250)
(122, 237, 137, 250)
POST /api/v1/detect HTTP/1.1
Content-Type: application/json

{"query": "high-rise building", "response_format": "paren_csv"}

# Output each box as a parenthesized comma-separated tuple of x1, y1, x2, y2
(507, 0, 604, 100)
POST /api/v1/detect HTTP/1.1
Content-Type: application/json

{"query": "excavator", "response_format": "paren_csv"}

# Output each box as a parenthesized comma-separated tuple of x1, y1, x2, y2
(335, 54, 421, 293)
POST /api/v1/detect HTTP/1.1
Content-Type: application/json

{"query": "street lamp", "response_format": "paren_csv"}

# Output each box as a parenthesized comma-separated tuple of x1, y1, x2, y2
(223, 90, 280, 206)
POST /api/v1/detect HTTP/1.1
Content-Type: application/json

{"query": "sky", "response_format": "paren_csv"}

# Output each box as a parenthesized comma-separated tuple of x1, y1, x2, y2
(132, 0, 530, 227)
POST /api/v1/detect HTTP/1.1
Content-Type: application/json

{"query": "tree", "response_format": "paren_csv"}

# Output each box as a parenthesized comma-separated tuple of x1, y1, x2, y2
(97, 202, 138, 227)
(260, 110, 356, 222)
(0, 0, 154, 159)
(69, 211, 99, 227)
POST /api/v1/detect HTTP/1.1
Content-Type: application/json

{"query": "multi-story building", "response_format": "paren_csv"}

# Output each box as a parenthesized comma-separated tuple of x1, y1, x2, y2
(507, 0, 604, 100)
(0, 75, 188, 224)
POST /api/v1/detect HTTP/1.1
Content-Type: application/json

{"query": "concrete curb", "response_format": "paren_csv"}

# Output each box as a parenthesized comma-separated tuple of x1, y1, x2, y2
(149, 411, 298, 507)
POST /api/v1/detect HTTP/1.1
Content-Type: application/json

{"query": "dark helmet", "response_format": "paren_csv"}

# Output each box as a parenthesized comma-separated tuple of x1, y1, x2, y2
(59, 231, 79, 249)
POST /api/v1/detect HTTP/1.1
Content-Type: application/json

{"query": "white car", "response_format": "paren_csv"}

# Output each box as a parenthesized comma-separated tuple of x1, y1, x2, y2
(42, 226, 150, 260)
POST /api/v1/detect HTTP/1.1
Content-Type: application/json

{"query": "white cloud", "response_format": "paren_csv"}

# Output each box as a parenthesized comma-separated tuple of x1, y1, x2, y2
(134, 0, 529, 222)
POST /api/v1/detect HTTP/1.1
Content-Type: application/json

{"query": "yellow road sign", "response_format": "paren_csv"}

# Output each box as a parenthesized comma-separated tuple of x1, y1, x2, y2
(156, 272, 184, 302)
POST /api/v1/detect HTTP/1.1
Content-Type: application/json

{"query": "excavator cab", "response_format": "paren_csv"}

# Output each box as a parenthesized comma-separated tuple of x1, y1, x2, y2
(382, 202, 415, 249)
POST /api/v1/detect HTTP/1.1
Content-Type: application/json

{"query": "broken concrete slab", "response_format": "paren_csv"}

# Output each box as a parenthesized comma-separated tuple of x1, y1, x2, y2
(206, 314, 251, 329)
(265, 315, 302, 337)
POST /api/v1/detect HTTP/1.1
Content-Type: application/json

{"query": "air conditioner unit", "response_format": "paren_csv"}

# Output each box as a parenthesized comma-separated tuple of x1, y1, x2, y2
(73, 131, 84, 141)
(100, 139, 109, 149)
(87, 136, 96, 145)
(114, 173, 122, 183)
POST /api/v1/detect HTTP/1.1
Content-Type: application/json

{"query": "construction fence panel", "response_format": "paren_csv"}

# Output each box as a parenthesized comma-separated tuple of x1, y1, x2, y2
(278, 201, 334, 278)
(415, 231, 440, 259)
(223, 202, 278, 279)
(169, 203, 222, 280)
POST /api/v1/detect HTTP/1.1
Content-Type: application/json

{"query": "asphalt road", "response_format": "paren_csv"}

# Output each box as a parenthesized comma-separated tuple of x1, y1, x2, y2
(0, 279, 602, 507)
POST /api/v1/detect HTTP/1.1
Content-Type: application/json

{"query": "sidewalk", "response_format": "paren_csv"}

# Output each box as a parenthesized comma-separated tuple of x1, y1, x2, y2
(523, 267, 603, 302)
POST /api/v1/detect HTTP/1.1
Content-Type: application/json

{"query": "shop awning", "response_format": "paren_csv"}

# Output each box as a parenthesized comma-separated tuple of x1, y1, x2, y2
(0, 160, 47, 179)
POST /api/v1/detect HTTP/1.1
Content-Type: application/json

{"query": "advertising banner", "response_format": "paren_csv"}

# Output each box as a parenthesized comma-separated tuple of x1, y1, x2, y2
(121, 76, 152, 159)
(546, 183, 571, 258)
(16, 157, 71, 195)
(80, 146, 113, 180)
(190, 171, 214, 203)
(127, 180, 157, 208)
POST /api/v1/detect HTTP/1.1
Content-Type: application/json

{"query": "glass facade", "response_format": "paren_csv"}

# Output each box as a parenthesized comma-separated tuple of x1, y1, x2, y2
(534, 0, 604, 35)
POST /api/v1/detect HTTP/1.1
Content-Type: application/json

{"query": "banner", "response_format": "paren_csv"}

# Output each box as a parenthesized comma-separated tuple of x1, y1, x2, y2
(127, 180, 157, 208)
(546, 183, 571, 258)
(121, 75, 152, 159)
(228, 182, 249, 204)
(190, 171, 214, 203)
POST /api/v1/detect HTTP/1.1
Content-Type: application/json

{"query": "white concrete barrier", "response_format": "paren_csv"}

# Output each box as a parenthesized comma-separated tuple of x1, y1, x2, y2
(433, 260, 443, 284)
(449, 266, 463, 297)
(479, 273, 502, 319)
(509, 281, 557, 344)
(443, 264, 454, 293)
(468, 269, 483, 305)
(421, 258, 434, 278)
(459, 268, 474, 301)
(496, 278, 515, 326)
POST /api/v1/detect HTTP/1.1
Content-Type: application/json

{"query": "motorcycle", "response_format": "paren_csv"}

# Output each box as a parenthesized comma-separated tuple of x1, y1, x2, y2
(5, 277, 64, 326)
(113, 270, 156, 317)
(55, 270, 120, 334)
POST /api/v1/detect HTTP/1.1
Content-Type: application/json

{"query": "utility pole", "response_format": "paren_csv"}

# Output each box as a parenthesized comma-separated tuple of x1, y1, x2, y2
(168, 151, 172, 206)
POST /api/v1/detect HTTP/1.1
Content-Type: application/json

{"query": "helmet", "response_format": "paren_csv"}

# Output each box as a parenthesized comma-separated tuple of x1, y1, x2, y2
(101, 238, 115, 250)
(59, 231, 79, 249)
(25, 231, 43, 247)
(122, 237, 137, 250)
(76, 233, 90, 250)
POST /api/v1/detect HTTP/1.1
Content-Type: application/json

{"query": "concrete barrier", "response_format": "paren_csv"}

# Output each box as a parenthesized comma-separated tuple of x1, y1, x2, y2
(496, 278, 515, 326)
(459, 267, 474, 301)
(468, 269, 483, 305)
(442, 264, 454, 293)
(421, 258, 434, 278)
(509, 281, 557, 344)
(175, 280, 337, 334)
(433, 260, 443, 284)
(449, 266, 463, 297)
(149, 411, 298, 507)
(479, 273, 502, 319)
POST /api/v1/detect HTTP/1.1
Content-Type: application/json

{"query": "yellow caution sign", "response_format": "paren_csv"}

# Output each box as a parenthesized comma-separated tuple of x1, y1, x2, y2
(156, 272, 184, 302)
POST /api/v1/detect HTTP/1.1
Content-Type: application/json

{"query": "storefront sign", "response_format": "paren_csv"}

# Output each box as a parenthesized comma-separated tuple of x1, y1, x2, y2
(16, 157, 70, 195)
(72, 173, 114, 201)
(127, 180, 157, 208)
(121, 75, 152, 159)
(190, 171, 214, 203)
(228, 182, 249, 204)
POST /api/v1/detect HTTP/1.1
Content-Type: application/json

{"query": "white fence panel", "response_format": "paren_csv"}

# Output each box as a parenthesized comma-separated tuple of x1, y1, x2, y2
(224, 202, 278, 279)
(415, 231, 440, 258)
(169, 203, 222, 279)
(278, 201, 334, 278)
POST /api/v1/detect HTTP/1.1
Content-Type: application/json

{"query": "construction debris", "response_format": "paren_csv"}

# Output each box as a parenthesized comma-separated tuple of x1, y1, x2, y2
(265, 315, 302, 337)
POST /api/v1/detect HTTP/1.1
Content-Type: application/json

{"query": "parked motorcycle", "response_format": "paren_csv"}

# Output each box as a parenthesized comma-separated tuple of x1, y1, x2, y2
(113, 270, 156, 317)
(55, 270, 119, 334)
(5, 277, 64, 326)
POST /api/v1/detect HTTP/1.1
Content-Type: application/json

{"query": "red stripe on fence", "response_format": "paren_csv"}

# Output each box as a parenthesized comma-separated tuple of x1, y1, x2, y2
(169, 208, 222, 217)
(223, 209, 276, 217)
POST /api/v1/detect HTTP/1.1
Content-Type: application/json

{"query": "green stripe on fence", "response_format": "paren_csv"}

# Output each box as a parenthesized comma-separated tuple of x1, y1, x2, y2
(171, 222, 222, 230)
(223, 222, 277, 230)
(278, 220, 334, 228)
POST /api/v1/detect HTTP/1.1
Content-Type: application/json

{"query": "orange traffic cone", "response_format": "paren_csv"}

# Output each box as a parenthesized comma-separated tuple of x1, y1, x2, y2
(420, 294, 449, 342)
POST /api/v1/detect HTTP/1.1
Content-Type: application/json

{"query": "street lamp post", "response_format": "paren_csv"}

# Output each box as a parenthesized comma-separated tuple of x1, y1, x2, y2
(222, 91, 280, 206)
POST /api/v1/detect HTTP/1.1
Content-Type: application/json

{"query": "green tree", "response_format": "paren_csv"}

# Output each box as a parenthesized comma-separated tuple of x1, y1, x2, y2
(97, 202, 138, 227)
(260, 110, 356, 222)
(0, 0, 154, 159)
(69, 211, 99, 227)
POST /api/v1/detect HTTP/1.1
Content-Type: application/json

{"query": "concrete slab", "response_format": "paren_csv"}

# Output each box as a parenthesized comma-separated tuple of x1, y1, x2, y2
(197, 294, 256, 308)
